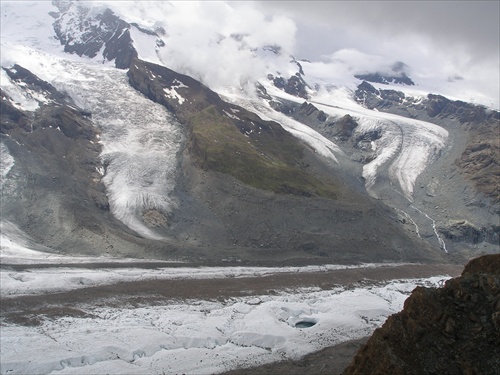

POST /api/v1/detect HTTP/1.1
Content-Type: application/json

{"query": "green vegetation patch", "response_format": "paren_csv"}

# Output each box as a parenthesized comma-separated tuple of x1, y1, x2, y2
(188, 106, 338, 199)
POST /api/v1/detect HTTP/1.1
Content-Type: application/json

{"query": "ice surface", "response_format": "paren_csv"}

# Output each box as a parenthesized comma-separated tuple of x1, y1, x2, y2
(0, 142, 15, 183)
(0, 275, 449, 375)
(305, 86, 448, 200)
(51, 62, 183, 239)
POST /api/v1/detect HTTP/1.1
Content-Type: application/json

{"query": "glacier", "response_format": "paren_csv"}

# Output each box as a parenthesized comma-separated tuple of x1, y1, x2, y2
(0, 262, 450, 375)
(52, 62, 184, 239)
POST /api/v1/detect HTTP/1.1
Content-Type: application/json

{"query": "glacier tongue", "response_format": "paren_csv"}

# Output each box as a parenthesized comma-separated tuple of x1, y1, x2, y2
(306, 88, 449, 201)
(354, 114, 448, 201)
(0, 142, 15, 184)
(53, 61, 183, 239)
(224, 81, 449, 202)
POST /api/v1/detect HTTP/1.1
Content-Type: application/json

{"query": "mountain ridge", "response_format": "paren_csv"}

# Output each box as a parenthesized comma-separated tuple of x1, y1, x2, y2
(1, 0, 498, 264)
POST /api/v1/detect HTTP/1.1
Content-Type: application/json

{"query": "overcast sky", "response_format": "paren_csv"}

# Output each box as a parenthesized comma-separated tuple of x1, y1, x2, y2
(257, 1, 499, 61)
(249, 1, 499, 107)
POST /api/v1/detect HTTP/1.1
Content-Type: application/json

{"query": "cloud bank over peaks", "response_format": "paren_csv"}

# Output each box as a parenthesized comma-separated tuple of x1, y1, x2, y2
(105, 1, 298, 91)
(91, 1, 498, 108)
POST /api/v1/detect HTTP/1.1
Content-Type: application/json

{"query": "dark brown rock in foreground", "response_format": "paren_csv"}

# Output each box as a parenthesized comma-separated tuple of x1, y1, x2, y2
(343, 254, 500, 375)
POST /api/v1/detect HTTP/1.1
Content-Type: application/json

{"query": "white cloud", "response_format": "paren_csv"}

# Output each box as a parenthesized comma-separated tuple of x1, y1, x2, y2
(106, 1, 297, 90)
(95, 1, 499, 108)
(254, 1, 499, 108)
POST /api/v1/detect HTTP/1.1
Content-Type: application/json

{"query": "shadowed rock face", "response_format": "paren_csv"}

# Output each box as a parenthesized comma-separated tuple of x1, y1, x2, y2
(343, 254, 500, 375)
(354, 72, 414, 86)
(354, 61, 415, 86)
(270, 72, 309, 99)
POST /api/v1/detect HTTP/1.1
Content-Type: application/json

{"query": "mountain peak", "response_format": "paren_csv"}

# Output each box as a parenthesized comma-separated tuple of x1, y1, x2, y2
(52, 0, 137, 68)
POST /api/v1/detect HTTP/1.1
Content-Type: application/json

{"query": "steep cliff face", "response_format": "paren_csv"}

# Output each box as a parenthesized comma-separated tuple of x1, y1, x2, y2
(344, 254, 500, 375)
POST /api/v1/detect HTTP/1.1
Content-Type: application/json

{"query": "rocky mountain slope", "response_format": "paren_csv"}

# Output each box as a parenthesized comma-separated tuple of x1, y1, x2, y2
(1, 0, 498, 265)
(343, 254, 500, 375)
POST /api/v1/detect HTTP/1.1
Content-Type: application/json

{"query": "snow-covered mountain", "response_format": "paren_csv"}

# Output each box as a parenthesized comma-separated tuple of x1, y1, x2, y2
(1, 1, 499, 373)
(2, 0, 497, 261)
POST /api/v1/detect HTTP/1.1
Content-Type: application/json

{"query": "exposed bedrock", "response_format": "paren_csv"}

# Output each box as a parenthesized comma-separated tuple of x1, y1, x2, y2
(344, 254, 500, 375)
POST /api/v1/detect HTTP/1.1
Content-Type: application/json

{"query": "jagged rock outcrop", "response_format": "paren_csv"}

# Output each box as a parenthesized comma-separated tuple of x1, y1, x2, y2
(344, 254, 500, 375)
(297, 102, 327, 122)
(354, 72, 414, 86)
(290, 102, 330, 129)
(354, 61, 415, 86)
(285, 73, 309, 99)
(52, 1, 138, 69)
(455, 125, 500, 207)
(330, 114, 359, 141)
(438, 220, 499, 245)
(355, 81, 407, 109)
(270, 73, 309, 99)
